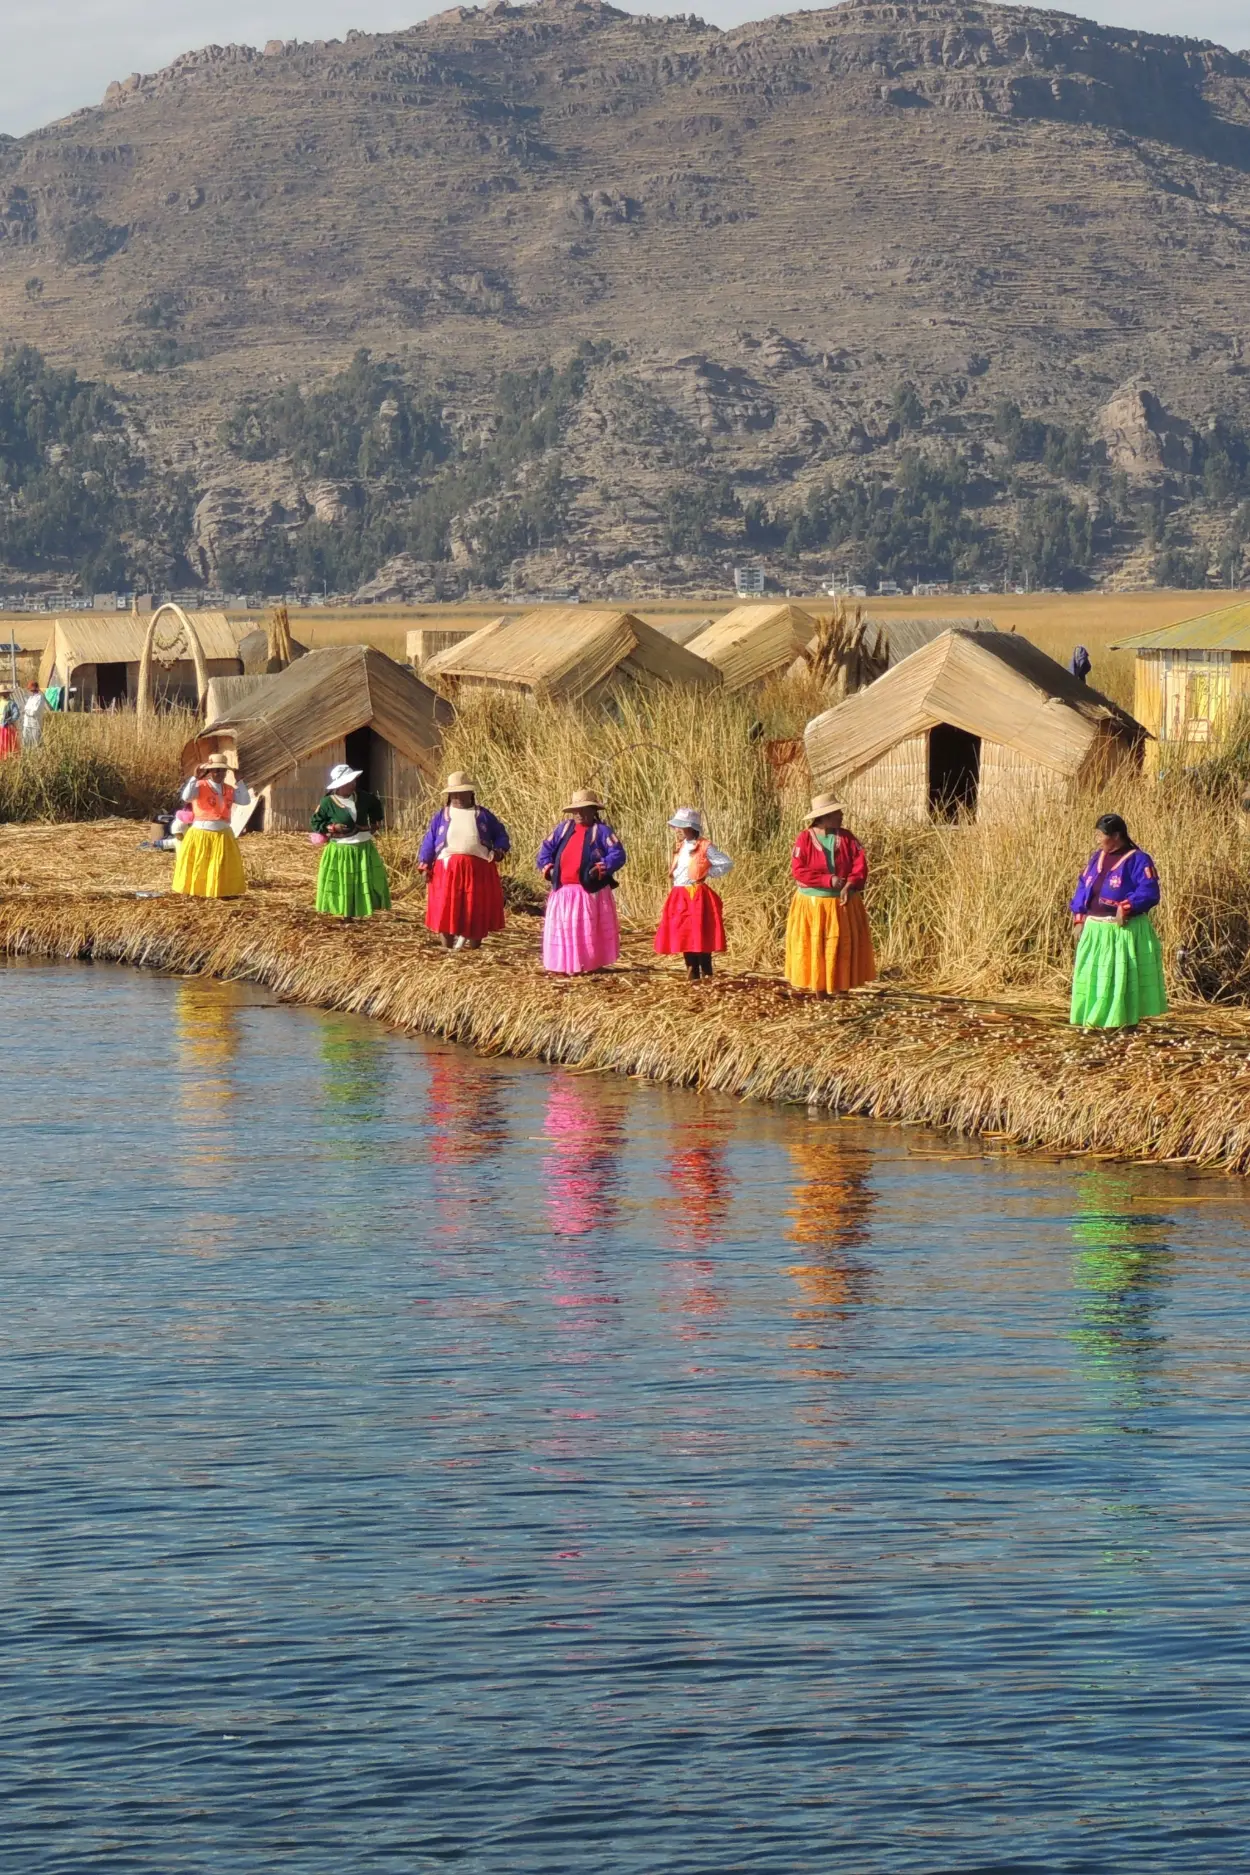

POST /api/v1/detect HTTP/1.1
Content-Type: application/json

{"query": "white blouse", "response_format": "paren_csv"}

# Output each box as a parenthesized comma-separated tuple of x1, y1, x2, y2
(672, 841, 733, 886)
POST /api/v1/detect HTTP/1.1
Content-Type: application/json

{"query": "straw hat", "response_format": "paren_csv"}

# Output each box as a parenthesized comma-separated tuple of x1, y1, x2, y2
(804, 793, 847, 824)
(668, 806, 703, 832)
(564, 787, 604, 815)
(328, 762, 362, 790)
(443, 770, 477, 799)
(198, 753, 233, 773)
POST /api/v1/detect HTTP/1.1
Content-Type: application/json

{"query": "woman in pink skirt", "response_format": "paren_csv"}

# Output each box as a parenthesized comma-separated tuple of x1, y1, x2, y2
(537, 788, 627, 974)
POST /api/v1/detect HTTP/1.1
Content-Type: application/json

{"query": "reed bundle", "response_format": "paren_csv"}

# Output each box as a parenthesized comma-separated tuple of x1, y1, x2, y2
(800, 600, 889, 698)
(3, 870, 1250, 1170)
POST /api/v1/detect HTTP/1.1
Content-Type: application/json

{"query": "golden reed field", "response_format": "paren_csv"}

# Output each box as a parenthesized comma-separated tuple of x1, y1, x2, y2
(286, 590, 1220, 712)
(1, 588, 1226, 711)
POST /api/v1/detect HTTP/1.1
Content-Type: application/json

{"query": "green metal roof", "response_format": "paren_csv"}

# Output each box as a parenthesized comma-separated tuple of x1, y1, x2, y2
(1115, 600, 1250, 652)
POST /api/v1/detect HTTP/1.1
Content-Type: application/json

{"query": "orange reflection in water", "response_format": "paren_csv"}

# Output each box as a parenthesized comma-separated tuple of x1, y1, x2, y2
(785, 1132, 874, 1322)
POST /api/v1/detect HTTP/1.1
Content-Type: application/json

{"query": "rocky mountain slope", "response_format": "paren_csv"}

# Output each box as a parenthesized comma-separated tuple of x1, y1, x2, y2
(3, 0, 1250, 595)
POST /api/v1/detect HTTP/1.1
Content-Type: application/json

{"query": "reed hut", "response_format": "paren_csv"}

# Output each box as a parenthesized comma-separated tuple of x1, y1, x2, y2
(805, 629, 1146, 822)
(685, 603, 817, 689)
(39, 611, 245, 709)
(203, 674, 275, 722)
(1115, 600, 1250, 770)
(422, 606, 721, 702)
(237, 627, 309, 675)
(184, 644, 450, 832)
(406, 623, 494, 675)
(881, 618, 975, 665)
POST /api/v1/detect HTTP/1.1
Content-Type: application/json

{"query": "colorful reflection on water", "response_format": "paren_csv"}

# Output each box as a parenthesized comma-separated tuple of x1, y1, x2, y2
(3, 962, 1250, 1872)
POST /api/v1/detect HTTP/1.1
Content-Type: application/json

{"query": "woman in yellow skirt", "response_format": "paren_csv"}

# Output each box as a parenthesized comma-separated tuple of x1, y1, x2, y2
(172, 754, 250, 899)
(784, 793, 876, 994)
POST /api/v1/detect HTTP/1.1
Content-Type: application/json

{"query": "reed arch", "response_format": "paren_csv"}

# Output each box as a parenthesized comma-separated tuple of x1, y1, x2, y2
(136, 603, 211, 723)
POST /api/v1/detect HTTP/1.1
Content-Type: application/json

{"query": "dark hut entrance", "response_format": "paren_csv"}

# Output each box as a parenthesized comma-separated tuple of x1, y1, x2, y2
(344, 725, 388, 797)
(96, 662, 128, 709)
(928, 724, 981, 820)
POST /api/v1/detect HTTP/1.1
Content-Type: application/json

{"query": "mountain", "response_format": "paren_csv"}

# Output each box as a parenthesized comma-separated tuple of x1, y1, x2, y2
(3, 0, 1250, 597)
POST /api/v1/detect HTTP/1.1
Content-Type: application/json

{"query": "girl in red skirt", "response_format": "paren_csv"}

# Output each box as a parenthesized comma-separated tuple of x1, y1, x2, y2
(419, 770, 511, 949)
(654, 807, 732, 980)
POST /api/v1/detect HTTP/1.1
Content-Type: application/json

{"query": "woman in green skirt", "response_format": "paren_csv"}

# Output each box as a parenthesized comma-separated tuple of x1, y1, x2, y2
(310, 763, 391, 918)
(1069, 813, 1167, 1029)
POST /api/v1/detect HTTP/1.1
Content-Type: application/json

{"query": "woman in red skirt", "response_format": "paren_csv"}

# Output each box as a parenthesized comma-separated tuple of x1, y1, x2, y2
(418, 771, 511, 949)
(654, 807, 733, 980)
(0, 686, 19, 759)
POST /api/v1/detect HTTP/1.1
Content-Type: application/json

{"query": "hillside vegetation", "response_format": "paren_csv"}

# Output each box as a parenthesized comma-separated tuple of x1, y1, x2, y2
(3, 0, 1250, 596)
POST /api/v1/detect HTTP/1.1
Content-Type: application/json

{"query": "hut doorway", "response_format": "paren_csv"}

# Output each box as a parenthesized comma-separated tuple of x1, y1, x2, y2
(96, 661, 128, 709)
(344, 725, 387, 797)
(928, 724, 980, 820)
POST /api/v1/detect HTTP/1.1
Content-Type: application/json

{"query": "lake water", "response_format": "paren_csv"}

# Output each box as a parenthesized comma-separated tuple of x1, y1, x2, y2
(3, 963, 1250, 1872)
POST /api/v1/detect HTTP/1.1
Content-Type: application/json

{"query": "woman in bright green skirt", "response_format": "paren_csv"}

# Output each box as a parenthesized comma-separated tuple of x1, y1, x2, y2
(1069, 812, 1167, 1029)
(310, 763, 392, 919)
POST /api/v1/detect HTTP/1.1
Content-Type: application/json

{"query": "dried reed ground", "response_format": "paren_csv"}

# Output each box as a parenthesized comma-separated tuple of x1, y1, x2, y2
(5, 821, 1250, 1173)
(4, 684, 1250, 1167)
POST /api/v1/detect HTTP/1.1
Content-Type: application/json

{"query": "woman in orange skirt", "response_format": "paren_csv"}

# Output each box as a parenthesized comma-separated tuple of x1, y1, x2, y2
(654, 807, 732, 979)
(784, 794, 875, 994)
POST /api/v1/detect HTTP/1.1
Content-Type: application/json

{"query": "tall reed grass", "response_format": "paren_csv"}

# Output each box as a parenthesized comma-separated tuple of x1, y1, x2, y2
(431, 686, 1250, 1004)
(0, 708, 192, 824)
(8, 688, 1248, 1007)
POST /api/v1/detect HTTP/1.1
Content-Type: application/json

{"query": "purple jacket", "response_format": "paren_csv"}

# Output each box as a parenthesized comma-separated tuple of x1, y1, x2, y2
(537, 819, 626, 892)
(1070, 846, 1160, 919)
(418, 804, 510, 867)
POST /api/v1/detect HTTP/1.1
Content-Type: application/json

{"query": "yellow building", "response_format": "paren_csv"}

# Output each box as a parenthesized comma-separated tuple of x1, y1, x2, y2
(1116, 600, 1250, 768)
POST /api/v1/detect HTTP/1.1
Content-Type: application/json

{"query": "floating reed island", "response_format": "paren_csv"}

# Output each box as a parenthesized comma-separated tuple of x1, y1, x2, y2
(5, 677, 1250, 1170)
(5, 821, 1250, 1173)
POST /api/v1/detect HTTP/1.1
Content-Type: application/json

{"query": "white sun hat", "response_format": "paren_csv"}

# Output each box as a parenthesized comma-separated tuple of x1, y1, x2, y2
(668, 806, 703, 831)
(329, 763, 363, 790)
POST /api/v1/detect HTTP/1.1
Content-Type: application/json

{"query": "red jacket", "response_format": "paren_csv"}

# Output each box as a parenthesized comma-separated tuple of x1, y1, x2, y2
(790, 826, 868, 891)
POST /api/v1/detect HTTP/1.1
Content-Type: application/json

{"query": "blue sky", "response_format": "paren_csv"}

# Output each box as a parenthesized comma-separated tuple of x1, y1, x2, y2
(4, 0, 1246, 138)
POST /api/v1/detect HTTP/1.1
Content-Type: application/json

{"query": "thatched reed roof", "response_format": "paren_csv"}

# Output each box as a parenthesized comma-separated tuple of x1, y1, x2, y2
(423, 606, 721, 699)
(185, 644, 451, 786)
(649, 614, 716, 647)
(203, 673, 277, 723)
(406, 623, 497, 672)
(237, 627, 310, 674)
(39, 612, 243, 686)
(880, 617, 982, 665)
(805, 629, 1146, 788)
(685, 602, 817, 689)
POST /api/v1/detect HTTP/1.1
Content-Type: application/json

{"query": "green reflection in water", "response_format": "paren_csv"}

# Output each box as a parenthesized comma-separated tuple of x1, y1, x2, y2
(1069, 1173, 1175, 1415)
(319, 1017, 393, 1152)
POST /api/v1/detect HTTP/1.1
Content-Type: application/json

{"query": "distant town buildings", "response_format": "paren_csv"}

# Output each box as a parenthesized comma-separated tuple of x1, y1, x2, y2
(733, 563, 766, 597)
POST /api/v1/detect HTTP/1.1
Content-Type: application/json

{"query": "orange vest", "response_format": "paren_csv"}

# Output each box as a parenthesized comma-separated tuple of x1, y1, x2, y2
(192, 778, 235, 821)
(672, 837, 710, 884)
